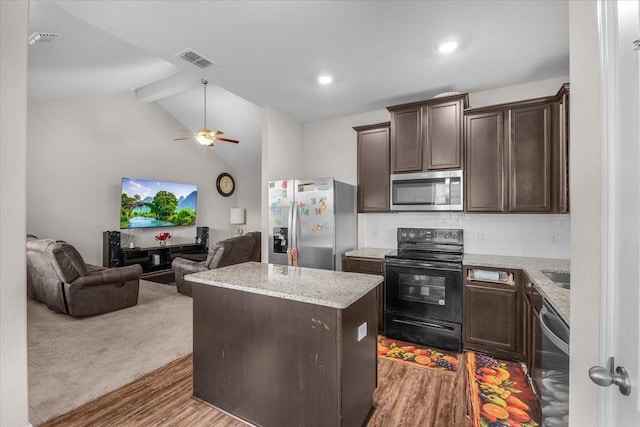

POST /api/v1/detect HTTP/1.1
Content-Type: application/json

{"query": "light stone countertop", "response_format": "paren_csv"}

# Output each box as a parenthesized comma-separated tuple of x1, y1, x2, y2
(463, 254, 570, 326)
(344, 248, 395, 259)
(186, 261, 383, 309)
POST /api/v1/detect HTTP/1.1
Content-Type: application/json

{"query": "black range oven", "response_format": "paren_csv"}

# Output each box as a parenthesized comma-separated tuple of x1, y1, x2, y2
(384, 228, 463, 352)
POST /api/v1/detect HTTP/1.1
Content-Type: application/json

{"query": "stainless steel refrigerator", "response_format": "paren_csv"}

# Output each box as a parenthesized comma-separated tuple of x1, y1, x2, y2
(268, 178, 356, 270)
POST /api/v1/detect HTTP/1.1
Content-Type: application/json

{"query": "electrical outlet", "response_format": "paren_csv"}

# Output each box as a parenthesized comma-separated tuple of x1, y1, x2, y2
(478, 232, 485, 241)
(551, 232, 559, 245)
(357, 322, 367, 341)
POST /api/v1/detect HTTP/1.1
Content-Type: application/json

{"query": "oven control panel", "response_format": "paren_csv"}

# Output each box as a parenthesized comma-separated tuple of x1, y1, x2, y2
(397, 228, 463, 244)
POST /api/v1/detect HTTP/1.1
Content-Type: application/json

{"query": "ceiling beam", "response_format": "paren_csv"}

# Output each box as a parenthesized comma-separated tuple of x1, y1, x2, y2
(135, 71, 198, 103)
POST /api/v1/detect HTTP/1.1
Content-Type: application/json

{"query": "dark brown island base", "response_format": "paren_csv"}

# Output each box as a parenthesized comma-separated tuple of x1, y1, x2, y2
(186, 261, 383, 427)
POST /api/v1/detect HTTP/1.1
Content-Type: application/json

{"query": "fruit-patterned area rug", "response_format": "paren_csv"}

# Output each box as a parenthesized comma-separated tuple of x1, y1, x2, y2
(377, 335, 459, 373)
(466, 352, 541, 427)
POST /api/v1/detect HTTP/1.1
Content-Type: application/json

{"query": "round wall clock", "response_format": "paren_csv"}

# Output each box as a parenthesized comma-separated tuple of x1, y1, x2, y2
(216, 172, 235, 197)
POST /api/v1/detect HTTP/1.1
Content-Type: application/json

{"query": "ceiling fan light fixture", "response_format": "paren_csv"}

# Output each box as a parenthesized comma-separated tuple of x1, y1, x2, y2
(173, 79, 239, 146)
(196, 134, 212, 145)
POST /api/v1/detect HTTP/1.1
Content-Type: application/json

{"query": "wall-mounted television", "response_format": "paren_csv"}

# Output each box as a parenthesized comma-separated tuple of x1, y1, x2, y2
(120, 177, 197, 229)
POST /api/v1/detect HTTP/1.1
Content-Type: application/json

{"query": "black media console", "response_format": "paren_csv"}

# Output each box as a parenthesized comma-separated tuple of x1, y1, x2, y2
(103, 229, 208, 278)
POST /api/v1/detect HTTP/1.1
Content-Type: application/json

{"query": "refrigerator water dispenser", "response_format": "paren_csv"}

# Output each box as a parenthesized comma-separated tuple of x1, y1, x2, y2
(273, 227, 288, 254)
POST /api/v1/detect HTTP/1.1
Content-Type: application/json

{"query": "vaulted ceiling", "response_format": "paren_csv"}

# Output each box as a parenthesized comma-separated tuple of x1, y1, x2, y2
(27, 0, 569, 170)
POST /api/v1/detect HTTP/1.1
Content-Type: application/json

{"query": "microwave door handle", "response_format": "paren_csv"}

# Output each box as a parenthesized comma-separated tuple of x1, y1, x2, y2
(445, 177, 451, 204)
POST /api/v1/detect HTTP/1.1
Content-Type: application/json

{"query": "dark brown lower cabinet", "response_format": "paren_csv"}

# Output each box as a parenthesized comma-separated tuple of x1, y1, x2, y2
(192, 282, 377, 427)
(463, 266, 523, 361)
(342, 255, 385, 332)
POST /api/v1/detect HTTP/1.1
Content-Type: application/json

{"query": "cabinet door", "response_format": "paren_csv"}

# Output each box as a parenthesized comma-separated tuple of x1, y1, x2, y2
(342, 256, 385, 332)
(424, 99, 463, 170)
(390, 105, 423, 173)
(356, 125, 390, 213)
(465, 111, 506, 212)
(464, 284, 518, 355)
(507, 104, 552, 212)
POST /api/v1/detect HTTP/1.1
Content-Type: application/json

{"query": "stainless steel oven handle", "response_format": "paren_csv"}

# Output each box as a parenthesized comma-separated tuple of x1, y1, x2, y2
(385, 258, 461, 272)
(391, 318, 455, 332)
(540, 306, 570, 355)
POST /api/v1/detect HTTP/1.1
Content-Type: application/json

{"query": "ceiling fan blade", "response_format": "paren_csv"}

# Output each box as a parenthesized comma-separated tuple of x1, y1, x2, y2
(216, 137, 239, 144)
(173, 137, 195, 141)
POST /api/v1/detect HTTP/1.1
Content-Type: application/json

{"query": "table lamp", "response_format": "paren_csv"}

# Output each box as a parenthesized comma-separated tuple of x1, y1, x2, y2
(230, 208, 246, 236)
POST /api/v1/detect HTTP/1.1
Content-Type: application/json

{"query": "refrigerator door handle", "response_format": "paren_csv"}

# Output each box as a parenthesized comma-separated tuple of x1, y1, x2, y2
(288, 200, 296, 250)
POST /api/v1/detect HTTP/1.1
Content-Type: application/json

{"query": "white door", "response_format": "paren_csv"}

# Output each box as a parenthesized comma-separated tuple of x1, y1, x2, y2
(593, 0, 640, 424)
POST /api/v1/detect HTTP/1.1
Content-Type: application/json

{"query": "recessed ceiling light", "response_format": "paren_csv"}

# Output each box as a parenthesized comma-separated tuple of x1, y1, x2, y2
(437, 40, 459, 54)
(318, 75, 333, 85)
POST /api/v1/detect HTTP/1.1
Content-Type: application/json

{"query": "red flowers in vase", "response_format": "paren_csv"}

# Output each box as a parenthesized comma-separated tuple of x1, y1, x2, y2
(155, 232, 171, 245)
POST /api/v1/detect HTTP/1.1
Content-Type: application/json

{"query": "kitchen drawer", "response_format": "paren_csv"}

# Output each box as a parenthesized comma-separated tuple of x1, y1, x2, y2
(343, 256, 384, 275)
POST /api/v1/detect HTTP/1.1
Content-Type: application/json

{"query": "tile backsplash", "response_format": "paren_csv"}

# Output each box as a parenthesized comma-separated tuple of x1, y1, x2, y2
(359, 212, 570, 259)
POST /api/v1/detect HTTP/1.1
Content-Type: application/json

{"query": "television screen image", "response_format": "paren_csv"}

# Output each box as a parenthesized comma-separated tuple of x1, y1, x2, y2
(120, 178, 197, 229)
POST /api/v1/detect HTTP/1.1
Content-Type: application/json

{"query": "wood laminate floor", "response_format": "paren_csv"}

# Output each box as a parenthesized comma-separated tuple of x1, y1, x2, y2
(42, 354, 469, 427)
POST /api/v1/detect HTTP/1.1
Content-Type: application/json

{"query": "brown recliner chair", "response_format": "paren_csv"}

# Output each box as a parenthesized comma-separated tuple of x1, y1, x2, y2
(27, 238, 142, 317)
(172, 231, 261, 297)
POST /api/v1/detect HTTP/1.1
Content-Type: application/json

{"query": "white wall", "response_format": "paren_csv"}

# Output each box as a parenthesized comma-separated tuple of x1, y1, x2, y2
(301, 78, 572, 258)
(302, 110, 391, 184)
(261, 107, 304, 260)
(0, 1, 30, 426)
(568, 1, 601, 425)
(469, 75, 569, 108)
(27, 91, 242, 265)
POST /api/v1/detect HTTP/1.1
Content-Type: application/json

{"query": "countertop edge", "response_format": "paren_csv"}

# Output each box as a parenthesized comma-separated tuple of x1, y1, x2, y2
(186, 263, 383, 310)
(344, 248, 394, 260)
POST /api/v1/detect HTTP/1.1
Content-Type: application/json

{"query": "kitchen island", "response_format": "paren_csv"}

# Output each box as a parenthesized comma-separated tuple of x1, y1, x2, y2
(186, 261, 382, 427)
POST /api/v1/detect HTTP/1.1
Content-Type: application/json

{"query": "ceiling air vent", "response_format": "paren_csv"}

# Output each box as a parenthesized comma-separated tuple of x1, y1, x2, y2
(28, 32, 61, 45)
(176, 49, 217, 69)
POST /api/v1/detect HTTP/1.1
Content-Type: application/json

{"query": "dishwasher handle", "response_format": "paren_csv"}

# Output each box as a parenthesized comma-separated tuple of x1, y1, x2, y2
(540, 306, 570, 356)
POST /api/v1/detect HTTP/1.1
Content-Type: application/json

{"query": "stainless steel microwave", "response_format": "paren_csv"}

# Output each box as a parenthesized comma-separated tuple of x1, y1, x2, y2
(390, 170, 463, 211)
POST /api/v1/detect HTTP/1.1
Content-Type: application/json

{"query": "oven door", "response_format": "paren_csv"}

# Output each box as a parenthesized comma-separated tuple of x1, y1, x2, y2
(384, 258, 462, 323)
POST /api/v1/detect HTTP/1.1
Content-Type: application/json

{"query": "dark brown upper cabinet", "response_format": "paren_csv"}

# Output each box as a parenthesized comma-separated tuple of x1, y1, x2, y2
(388, 104, 423, 172)
(464, 84, 569, 214)
(354, 122, 390, 213)
(508, 103, 552, 212)
(424, 98, 465, 170)
(388, 93, 469, 174)
(464, 110, 506, 212)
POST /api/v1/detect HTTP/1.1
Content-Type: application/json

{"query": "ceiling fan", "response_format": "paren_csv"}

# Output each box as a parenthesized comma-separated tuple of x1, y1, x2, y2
(174, 79, 239, 147)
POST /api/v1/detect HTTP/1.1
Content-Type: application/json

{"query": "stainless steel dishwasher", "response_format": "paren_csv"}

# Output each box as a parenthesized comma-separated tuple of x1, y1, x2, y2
(540, 300, 570, 427)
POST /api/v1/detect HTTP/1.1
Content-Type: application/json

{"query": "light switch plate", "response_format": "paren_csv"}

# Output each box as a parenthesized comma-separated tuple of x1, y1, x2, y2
(357, 322, 367, 341)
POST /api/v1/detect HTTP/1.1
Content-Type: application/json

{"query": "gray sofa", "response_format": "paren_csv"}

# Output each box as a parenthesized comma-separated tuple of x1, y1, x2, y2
(172, 231, 261, 297)
(26, 238, 142, 317)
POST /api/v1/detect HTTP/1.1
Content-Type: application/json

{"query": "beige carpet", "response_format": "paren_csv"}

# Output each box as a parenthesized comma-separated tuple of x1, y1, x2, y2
(28, 280, 193, 426)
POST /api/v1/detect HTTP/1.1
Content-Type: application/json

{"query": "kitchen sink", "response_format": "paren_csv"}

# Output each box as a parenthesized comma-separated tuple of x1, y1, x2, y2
(542, 270, 570, 289)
